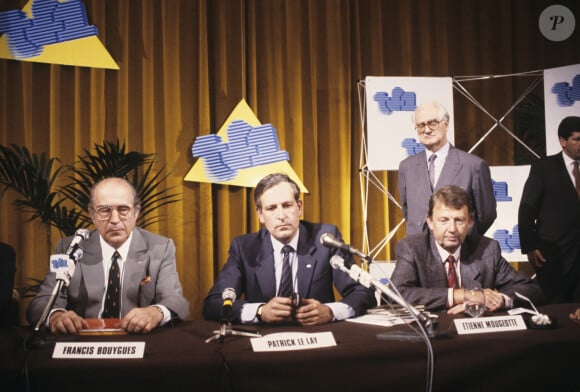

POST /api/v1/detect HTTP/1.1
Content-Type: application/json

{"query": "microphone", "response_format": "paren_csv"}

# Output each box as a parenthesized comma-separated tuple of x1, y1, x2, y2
(220, 288, 236, 332)
(66, 228, 90, 262)
(330, 255, 433, 329)
(320, 233, 372, 261)
(30, 229, 90, 343)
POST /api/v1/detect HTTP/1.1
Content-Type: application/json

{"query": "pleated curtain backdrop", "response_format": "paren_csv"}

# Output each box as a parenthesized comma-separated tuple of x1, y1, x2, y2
(1, 0, 579, 320)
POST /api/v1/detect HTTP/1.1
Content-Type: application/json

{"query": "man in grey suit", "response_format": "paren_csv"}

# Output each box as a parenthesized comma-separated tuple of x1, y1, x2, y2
(28, 177, 189, 334)
(203, 173, 372, 325)
(391, 185, 543, 314)
(398, 101, 496, 236)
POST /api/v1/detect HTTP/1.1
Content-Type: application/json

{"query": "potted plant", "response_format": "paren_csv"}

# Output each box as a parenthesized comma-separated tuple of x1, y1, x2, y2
(0, 140, 179, 324)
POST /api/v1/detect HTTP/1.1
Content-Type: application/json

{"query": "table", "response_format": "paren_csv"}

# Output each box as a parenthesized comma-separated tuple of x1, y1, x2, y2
(1, 303, 579, 392)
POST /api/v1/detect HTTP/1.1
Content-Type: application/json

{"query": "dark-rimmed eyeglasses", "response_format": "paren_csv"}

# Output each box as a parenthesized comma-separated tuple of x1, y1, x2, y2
(92, 205, 134, 221)
(415, 119, 444, 133)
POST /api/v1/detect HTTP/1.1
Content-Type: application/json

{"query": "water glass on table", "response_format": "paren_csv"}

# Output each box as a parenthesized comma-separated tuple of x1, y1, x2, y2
(464, 288, 486, 318)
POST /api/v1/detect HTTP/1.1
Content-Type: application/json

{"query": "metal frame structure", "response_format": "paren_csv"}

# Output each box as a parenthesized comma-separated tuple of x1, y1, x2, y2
(357, 70, 544, 260)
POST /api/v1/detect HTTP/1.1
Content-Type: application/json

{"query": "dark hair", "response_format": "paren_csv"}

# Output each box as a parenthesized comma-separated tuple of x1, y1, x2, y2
(254, 173, 300, 209)
(558, 116, 580, 140)
(428, 185, 473, 217)
(88, 177, 141, 209)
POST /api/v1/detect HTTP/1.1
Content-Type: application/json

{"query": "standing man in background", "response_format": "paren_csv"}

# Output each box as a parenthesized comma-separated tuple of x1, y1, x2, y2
(398, 101, 497, 236)
(518, 116, 580, 303)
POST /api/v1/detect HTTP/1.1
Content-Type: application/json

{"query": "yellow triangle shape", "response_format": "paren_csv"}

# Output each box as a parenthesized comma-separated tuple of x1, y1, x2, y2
(0, 1, 119, 69)
(184, 99, 308, 193)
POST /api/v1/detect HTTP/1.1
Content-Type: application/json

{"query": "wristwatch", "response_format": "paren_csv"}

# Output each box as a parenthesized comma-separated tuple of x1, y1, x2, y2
(256, 304, 264, 322)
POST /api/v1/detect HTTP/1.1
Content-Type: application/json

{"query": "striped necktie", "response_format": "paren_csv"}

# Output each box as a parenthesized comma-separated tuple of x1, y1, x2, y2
(278, 245, 294, 297)
(447, 255, 458, 289)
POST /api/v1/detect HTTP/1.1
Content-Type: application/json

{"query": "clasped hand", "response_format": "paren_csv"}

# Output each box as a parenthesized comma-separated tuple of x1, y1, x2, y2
(447, 288, 505, 315)
(259, 296, 333, 325)
(48, 306, 164, 335)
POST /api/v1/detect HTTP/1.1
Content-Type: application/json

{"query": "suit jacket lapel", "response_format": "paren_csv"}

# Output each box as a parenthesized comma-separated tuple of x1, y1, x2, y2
(436, 145, 462, 188)
(70, 230, 105, 318)
(123, 229, 150, 313)
(426, 234, 447, 284)
(413, 151, 433, 193)
(255, 231, 277, 299)
(459, 238, 482, 289)
(296, 223, 316, 298)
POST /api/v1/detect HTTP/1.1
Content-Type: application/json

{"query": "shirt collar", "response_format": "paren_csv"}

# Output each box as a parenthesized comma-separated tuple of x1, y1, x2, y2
(561, 150, 577, 167)
(270, 229, 300, 254)
(426, 141, 450, 162)
(99, 231, 134, 262)
(434, 240, 461, 264)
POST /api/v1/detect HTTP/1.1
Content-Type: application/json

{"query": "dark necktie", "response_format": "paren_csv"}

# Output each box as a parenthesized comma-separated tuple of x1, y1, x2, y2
(446, 255, 458, 289)
(428, 154, 437, 189)
(278, 245, 294, 297)
(573, 161, 580, 199)
(102, 251, 121, 318)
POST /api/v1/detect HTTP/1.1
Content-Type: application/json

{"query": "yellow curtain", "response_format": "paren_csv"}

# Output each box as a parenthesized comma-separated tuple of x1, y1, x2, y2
(1, 0, 579, 321)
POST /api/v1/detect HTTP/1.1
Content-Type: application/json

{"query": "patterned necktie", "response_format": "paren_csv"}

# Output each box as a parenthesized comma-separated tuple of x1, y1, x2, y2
(446, 255, 458, 289)
(102, 251, 121, 318)
(573, 161, 580, 199)
(428, 154, 437, 189)
(278, 245, 294, 297)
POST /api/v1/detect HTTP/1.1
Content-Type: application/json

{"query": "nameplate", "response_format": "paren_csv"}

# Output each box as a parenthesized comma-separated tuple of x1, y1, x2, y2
(52, 342, 145, 359)
(250, 332, 336, 352)
(454, 315, 526, 335)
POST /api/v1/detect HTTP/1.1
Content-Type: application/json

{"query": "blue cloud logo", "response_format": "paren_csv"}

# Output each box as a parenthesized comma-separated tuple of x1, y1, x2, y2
(401, 138, 425, 156)
(493, 225, 520, 253)
(192, 120, 289, 182)
(0, 0, 97, 58)
(551, 74, 580, 107)
(373, 87, 416, 115)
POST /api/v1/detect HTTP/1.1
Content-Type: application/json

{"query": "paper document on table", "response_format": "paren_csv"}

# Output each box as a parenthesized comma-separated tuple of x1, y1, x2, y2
(346, 305, 436, 327)
(346, 313, 413, 327)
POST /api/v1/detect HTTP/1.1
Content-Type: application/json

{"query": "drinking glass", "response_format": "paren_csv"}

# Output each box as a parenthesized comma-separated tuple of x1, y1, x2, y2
(464, 288, 486, 318)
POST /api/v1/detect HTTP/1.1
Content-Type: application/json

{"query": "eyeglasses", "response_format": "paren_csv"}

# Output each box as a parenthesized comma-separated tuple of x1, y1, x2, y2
(415, 119, 444, 133)
(92, 205, 134, 221)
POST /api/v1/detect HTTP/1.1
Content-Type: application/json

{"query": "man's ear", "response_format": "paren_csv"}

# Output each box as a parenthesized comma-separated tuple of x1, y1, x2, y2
(256, 207, 265, 224)
(426, 215, 434, 231)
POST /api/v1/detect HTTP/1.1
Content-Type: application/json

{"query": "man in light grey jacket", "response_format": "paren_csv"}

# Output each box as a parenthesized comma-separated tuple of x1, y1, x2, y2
(28, 177, 189, 334)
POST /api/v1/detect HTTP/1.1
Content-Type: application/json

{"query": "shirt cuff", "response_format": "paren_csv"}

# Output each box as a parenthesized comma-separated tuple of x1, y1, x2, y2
(46, 308, 66, 327)
(447, 288, 454, 307)
(241, 303, 263, 324)
(151, 305, 171, 325)
(325, 302, 355, 321)
(502, 294, 513, 309)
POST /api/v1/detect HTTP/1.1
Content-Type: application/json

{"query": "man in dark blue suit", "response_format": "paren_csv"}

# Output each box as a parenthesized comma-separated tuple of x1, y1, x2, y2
(203, 173, 372, 325)
(518, 116, 580, 303)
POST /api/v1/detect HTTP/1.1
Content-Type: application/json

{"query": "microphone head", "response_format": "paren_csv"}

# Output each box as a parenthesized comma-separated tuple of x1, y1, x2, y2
(76, 228, 90, 240)
(222, 287, 236, 302)
(329, 255, 345, 270)
(320, 233, 337, 247)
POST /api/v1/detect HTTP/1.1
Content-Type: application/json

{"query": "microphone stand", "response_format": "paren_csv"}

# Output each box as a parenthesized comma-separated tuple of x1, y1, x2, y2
(26, 247, 85, 349)
(332, 257, 439, 340)
(205, 322, 262, 343)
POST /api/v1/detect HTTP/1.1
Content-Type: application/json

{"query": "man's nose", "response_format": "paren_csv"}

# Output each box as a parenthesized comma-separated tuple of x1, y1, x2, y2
(109, 208, 121, 222)
(274, 206, 286, 219)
